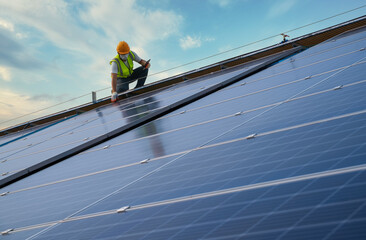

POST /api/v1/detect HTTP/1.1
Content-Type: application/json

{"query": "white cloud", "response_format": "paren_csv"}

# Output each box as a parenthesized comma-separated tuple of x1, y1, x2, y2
(180, 35, 202, 50)
(15, 32, 27, 39)
(0, 0, 182, 58)
(79, 0, 182, 53)
(0, 1, 96, 54)
(179, 35, 215, 50)
(0, 66, 11, 81)
(0, 88, 81, 129)
(0, 18, 14, 32)
(268, 0, 298, 18)
(0, 89, 49, 126)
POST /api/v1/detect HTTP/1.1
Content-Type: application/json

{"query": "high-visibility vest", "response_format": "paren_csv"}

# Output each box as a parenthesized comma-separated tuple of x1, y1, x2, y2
(110, 52, 135, 78)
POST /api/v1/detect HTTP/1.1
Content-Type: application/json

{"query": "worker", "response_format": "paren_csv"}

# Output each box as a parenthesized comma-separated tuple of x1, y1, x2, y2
(110, 41, 151, 102)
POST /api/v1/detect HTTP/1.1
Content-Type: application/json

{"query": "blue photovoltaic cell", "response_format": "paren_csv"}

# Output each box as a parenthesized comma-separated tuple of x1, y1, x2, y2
(1, 26, 366, 239)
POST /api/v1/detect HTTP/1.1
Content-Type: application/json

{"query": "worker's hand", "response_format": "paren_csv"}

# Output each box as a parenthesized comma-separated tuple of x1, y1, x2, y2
(143, 59, 151, 69)
(111, 92, 118, 102)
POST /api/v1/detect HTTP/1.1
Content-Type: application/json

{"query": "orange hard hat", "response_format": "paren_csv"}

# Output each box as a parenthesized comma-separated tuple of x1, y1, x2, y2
(116, 41, 130, 54)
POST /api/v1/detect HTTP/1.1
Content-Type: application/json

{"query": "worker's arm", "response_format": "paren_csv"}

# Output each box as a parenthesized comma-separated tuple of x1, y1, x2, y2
(111, 73, 118, 102)
(139, 59, 151, 69)
(111, 73, 118, 92)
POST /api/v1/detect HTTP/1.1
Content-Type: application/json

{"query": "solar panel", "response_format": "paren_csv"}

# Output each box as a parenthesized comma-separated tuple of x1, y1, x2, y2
(1, 26, 366, 239)
(0, 57, 273, 183)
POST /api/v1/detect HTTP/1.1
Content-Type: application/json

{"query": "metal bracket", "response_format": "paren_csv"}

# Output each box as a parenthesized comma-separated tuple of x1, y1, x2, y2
(140, 158, 150, 164)
(246, 133, 257, 139)
(117, 206, 130, 213)
(1, 192, 10, 197)
(1, 229, 14, 235)
(333, 85, 343, 90)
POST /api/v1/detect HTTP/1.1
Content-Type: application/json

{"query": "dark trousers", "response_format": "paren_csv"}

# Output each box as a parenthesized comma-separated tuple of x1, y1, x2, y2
(116, 66, 149, 93)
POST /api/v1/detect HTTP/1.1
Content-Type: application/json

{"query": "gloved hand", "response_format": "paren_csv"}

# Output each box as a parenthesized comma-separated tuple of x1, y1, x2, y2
(144, 59, 151, 69)
(111, 92, 118, 102)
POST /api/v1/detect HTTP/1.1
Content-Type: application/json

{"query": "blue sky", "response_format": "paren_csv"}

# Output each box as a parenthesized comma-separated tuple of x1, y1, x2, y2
(0, 0, 365, 130)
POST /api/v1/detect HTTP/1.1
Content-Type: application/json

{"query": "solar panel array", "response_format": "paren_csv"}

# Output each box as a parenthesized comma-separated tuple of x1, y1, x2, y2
(1, 26, 366, 240)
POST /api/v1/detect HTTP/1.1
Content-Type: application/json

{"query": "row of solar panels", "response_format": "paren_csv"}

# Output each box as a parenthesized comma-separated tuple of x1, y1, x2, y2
(0, 26, 366, 239)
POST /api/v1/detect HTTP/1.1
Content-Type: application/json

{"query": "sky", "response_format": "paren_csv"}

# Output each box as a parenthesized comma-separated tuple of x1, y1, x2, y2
(0, 0, 365, 130)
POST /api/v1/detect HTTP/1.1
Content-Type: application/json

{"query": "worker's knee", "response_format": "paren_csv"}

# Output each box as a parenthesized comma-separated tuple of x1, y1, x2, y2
(116, 78, 129, 93)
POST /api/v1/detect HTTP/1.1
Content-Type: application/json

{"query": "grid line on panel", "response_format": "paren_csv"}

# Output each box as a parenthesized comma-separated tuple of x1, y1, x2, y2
(3, 39, 365, 157)
(321, 202, 366, 240)
(3, 105, 366, 196)
(175, 55, 366, 162)
(0, 134, 102, 165)
(271, 166, 363, 240)
(162, 61, 366, 119)
(7, 152, 185, 195)
(184, 34, 366, 98)
(133, 198, 366, 240)
(240, 47, 366, 86)
(7, 164, 366, 236)
(2, 59, 365, 169)
(245, 218, 366, 240)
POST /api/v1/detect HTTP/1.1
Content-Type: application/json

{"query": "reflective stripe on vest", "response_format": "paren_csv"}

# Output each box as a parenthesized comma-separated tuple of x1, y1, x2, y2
(110, 52, 135, 78)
